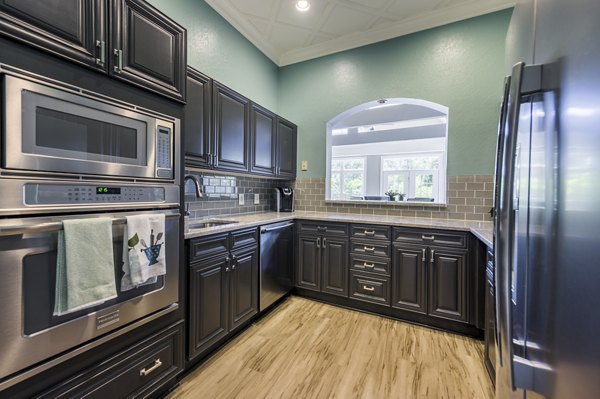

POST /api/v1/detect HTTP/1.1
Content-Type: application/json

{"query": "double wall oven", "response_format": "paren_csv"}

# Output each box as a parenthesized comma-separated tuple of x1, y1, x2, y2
(0, 65, 181, 389)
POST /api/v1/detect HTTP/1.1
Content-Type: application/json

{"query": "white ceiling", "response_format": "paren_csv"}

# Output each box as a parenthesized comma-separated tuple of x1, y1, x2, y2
(204, 0, 515, 66)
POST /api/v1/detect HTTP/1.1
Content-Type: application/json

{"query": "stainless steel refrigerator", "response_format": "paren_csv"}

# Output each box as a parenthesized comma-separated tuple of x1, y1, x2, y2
(495, 0, 600, 398)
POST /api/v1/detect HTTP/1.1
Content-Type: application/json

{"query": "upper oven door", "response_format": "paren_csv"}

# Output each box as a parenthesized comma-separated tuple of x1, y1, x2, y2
(2, 74, 174, 180)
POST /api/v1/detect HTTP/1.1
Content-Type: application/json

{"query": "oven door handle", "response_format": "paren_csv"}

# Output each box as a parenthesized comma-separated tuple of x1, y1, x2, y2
(0, 213, 181, 237)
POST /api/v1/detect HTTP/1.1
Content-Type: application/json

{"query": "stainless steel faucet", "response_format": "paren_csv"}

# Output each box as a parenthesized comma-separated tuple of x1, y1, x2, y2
(184, 175, 204, 198)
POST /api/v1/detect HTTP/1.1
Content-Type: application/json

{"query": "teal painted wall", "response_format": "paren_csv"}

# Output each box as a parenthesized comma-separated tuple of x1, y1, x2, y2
(148, 0, 279, 111)
(278, 10, 512, 177)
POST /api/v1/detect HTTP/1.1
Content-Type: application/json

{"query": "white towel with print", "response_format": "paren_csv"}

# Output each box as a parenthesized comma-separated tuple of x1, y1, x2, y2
(121, 214, 166, 291)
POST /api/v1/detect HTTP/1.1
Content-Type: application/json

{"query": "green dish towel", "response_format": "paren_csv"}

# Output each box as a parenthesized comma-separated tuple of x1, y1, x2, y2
(54, 218, 118, 316)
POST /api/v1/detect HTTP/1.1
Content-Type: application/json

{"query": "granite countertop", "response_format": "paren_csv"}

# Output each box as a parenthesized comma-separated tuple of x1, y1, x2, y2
(184, 211, 494, 247)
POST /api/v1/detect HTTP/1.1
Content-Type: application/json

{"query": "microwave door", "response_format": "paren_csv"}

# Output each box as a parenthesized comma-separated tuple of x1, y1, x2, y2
(2, 74, 174, 181)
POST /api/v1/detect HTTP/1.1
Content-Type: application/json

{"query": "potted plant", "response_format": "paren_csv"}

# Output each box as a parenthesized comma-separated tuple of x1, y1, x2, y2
(384, 189, 398, 201)
(397, 193, 406, 201)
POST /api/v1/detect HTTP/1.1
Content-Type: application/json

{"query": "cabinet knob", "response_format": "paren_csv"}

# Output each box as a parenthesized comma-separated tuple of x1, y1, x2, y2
(225, 267, 230, 272)
(232, 264, 236, 270)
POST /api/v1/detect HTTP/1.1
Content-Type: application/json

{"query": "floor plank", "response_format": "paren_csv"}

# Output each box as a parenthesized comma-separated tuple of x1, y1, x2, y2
(168, 296, 493, 399)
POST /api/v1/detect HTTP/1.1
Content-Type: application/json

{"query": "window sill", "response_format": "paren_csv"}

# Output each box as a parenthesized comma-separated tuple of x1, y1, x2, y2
(325, 199, 447, 208)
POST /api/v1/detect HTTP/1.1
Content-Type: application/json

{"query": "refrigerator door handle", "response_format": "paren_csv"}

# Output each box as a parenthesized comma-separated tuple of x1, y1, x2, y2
(498, 62, 545, 392)
(494, 75, 511, 359)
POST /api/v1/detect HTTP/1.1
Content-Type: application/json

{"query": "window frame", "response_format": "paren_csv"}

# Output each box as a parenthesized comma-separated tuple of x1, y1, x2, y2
(380, 153, 443, 201)
(330, 156, 366, 200)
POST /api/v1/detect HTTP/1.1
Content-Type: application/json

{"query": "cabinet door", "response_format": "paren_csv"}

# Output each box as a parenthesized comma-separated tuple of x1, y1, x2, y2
(428, 247, 468, 322)
(189, 257, 229, 360)
(0, 0, 106, 71)
(185, 67, 212, 168)
(229, 246, 259, 331)
(392, 244, 427, 314)
(111, 0, 186, 102)
(296, 235, 321, 291)
(276, 117, 297, 178)
(212, 82, 250, 172)
(250, 103, 276, 176)
(321, 237, 349, 297)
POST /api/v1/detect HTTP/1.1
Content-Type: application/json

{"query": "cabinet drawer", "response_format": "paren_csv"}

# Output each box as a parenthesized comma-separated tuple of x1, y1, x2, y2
(350, 271, 391, 306)
(189, 233, 229, 262)
(297, 220, 348, 236)
(350, 224, 391, 240)
(230, 227, 258, 250)
(37, 322, 184, 399)
(350, 239, 391, 258)
(350, 254, 390, 275)
(393, 227, 467, 248)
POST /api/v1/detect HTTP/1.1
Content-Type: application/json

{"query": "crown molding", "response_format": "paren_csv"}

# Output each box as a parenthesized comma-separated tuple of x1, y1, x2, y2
(205, 0, 516, 67)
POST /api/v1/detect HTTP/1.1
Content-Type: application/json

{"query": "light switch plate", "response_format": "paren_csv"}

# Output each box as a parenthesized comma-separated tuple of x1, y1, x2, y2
(254, 193, 260, 204)
(238, 194, 245, 205)
(301, 160, 308, 171)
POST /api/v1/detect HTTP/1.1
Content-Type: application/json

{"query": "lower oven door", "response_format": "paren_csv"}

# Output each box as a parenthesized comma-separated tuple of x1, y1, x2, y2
(0, 210, 179, 382)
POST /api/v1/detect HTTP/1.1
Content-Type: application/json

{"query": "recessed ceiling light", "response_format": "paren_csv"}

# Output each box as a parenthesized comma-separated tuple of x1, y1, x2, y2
(296, 0, 311, 12)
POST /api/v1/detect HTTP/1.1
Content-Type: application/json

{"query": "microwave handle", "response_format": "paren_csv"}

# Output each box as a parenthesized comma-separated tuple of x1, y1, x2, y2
(0, 213, 181, 237)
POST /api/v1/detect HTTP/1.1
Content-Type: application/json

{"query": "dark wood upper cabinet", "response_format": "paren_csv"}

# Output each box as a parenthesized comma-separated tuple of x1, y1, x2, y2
(427, 247, 468, 323)
(185, 67, 212, 168)
(321, 237, 349, 297)
(189, 257, 229, 361)
(0, 0, 106, 71)
(392, 244, 427, 314)
(250, 103, 277, 176)
(212, 82, 250, 173)
(276, 117, 297, 179)
(229, 246, 258, 331)
(296, 235, 321, 292)
(110, 0, 186, 102)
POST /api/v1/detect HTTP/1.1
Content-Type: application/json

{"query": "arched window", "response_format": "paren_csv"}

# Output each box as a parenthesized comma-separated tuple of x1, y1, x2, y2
(326, 98, 448, 204)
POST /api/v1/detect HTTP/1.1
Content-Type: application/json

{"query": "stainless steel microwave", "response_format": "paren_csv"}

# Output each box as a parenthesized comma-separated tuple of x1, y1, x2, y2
(2, 73, 178, 181)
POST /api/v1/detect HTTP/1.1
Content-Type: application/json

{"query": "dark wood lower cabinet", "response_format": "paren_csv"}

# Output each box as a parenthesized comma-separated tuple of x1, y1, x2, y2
(428, 247, 468, 323)
(392, 244, 427, 314)
(229, 246, 258, 330)
(296, 235, 321, 291)
(189, 256, 229, 360)
(296, 230, 349, 297)
(321, 237, 349, 297)
(188, 233, 259, 362)
(37, 322, 184, 399)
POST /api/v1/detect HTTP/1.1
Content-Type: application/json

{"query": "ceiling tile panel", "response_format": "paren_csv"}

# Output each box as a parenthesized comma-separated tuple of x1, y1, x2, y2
(320, 4, 375, 36)
(204, 0, 517, 65)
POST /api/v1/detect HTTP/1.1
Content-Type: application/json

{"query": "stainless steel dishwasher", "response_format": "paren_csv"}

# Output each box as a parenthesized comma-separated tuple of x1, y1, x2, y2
(259, 221, 295, 311)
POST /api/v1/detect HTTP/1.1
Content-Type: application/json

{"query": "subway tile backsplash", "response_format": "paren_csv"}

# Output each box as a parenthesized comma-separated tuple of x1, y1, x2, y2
(184, 172, 493, 222)
(184, 170, 292, 218)
(293, 176, 494, 221)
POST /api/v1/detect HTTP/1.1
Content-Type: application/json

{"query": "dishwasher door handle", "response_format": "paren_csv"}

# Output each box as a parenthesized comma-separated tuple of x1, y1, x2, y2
(260, 223, 295, 234)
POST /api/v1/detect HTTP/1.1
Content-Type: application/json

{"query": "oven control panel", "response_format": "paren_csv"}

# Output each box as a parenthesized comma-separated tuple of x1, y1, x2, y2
(24, 184, 166, 205)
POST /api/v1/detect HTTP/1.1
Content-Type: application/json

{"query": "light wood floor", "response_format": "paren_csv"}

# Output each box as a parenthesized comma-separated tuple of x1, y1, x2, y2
(168, 296, 493, 399)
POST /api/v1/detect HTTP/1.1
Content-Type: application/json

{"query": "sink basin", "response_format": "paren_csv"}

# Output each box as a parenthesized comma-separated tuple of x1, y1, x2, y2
(187, 220, 239, 230)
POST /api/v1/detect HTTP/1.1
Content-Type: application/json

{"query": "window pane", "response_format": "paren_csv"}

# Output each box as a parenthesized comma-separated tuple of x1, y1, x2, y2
(330, 172, 341, 195)
(342, 173, 363, 196)
(331, 159, 342, 171)
(342, 158, 364, 170)
(383, 156, 440, 171)
(386, 175, 407, 195)
(415, 174, 434, 198)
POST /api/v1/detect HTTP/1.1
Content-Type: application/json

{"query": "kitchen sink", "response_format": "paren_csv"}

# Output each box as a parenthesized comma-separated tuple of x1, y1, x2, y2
(187, 220, 239, 230)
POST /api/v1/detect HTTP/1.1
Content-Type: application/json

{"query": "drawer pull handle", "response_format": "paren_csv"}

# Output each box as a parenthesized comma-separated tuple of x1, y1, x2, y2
(364, 230, 375, 235)
(363, 262, 375, 268)
(422, 235, 435, 241)
(364, 246, 375, 252)
(363, 285, 375, 292)
(140, 358, 162, 376)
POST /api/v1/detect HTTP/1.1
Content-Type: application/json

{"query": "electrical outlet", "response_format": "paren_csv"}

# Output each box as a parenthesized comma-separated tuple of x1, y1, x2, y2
(238, 194, 245, 205)
(301, 160, 308, 171)
(254, 193, 260, 204)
